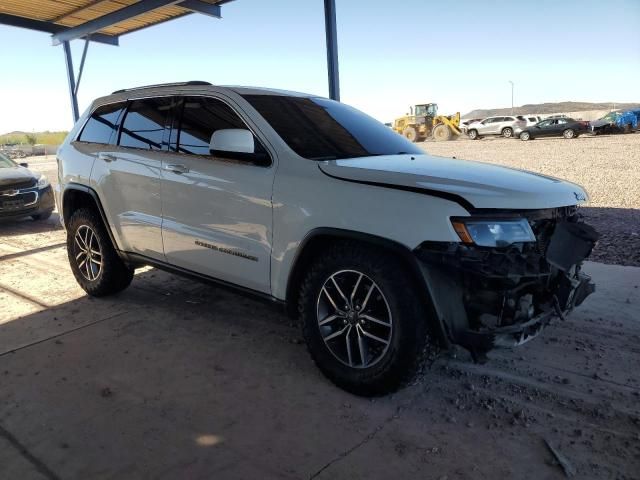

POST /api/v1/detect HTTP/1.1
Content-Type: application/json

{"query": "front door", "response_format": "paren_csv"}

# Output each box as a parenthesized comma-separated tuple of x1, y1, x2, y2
(160, 96, 275, 294)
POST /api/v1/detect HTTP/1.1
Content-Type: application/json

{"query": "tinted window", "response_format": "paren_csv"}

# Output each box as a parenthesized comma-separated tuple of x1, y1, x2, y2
(119, 98, 172, 150)
(79, 102, 125, 144)
(171, 97, 245, 155)
(242, 95, 422, 160)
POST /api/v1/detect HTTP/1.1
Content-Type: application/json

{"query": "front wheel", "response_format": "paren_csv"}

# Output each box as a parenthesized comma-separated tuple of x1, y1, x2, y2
(563, 128, 576, 139)
(66, 208, 134, 296)
(432, 123, 452, 141)
(299, 243, 433, 396)
(468, 129, 479, 140)
(402, 126, 418, 142)
(519, 131, 531, 141)
(502, 127, 513, 138)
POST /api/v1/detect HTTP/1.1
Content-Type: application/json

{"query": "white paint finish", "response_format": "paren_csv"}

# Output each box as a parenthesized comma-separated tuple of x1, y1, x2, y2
(268, 155, 469, 300)
(90, 146, 165, 260)
(160, 153, 275, 293)
(320, 154, 588, 210)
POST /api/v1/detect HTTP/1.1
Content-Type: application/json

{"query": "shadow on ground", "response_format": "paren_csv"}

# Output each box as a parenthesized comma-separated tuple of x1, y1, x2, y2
(1, 265, 639, 478)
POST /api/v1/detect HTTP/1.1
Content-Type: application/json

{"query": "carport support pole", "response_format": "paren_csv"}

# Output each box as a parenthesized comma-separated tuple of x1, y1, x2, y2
(324, 0, 340, 101)
(63, 40, 80, 123)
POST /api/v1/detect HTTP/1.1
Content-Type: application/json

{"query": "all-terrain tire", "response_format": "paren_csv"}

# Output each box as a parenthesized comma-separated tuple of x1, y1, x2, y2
(432, 123, 452, 141)
(298, 242, 433, 396)
(66, 207, 134, 297)
(403, 126, 418, 142)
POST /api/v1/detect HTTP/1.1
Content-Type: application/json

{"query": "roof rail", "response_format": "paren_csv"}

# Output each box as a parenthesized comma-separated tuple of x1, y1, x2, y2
(111, 81, 212, 94)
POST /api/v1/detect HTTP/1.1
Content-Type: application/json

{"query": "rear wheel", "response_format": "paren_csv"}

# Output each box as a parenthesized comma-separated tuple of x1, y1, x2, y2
(432, 124, 452, 141)
(468, 129, 479, 140)
(563, 128, 576, 139)
(623, 123, 632, 134)
(402, 126, 418, 142)
(502, 127, 513, 138)
(67, 208, 134, 296)
(299, 243, 433, 396)
(519, 131, 531, 141)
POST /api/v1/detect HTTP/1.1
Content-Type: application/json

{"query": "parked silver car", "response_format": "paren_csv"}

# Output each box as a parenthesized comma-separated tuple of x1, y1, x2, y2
(466, 116, 526, 140)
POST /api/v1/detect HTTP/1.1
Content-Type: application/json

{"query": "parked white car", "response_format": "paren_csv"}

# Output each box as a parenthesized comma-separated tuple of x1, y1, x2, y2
(518, 115, 543, 127)
(466, 116, 527, 139)
(56, 82, 598, 395)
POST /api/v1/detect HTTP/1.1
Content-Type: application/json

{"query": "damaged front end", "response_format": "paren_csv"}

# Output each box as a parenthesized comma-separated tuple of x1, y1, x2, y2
(415, 207, 599, 361)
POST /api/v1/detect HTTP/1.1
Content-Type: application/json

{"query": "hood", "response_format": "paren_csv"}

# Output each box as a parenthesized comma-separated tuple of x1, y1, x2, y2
(0, 166, 36, 188)
(319, 154, 588, 211)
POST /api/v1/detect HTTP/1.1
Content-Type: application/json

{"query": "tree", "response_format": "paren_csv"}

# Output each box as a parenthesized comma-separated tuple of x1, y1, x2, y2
(25, 133, 37, 145)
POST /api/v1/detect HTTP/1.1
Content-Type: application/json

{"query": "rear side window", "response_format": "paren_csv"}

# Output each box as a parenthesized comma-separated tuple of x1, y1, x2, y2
(119, 98, 172, 150)
(78, 102, 125, 144)
(171, 97, 245, 155)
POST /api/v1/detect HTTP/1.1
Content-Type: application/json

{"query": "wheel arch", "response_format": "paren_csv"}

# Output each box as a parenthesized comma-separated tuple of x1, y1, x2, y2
(62, 184, 119, 250)
(284, 228, 447, 345)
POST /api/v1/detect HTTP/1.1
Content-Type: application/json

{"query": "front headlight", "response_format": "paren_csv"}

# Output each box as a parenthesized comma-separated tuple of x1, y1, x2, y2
(37, 175, 49, 188)
(451, 218, 536, 247)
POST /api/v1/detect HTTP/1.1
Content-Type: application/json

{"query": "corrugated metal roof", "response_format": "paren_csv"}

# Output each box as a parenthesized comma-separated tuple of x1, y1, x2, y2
(0, 0, 227, 38)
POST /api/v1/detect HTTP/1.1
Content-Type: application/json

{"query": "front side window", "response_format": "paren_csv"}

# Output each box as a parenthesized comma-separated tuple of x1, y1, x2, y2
(78, 102, 126, 144)
(119, 98, 172, 150)
(242, 95, 422, 160)
(171, 97, 246, 155)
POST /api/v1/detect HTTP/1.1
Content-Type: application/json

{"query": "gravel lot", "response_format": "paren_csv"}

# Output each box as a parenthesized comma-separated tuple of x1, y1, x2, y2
(421, 134, 640, 266)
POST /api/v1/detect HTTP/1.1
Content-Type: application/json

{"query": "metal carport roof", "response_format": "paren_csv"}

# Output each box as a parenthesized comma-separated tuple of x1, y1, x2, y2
(0, 0, 340, 121)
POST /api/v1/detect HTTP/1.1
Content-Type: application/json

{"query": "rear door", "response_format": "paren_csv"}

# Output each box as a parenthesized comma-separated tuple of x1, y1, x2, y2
(160, 95, 275, 293)
(91, 97, 172, 260)
(488, 117, 504, 134)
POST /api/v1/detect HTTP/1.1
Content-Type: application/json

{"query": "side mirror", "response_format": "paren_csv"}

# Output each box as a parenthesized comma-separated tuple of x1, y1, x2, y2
(209, 129, 270, 166)
(19, 162, 28, 168)
(210, 129, 254, 154)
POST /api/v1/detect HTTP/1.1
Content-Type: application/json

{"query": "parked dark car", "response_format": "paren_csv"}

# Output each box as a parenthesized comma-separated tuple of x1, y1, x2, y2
(517, 118, 589, 141)
(0, 153, 54, 221)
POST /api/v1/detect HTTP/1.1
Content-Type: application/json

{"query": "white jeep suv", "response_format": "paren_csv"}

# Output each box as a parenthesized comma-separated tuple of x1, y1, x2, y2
(56, 82, 598, 395)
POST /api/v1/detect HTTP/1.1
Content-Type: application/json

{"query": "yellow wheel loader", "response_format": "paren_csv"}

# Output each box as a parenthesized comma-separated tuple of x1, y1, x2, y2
(392, 103, 461, 142)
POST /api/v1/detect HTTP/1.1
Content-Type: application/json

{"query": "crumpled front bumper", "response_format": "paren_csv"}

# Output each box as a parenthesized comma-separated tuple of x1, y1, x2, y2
(414, 216, 599, 361)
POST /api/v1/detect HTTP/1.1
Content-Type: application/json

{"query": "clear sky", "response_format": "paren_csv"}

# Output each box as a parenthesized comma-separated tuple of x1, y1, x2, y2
(0, 0, 638, 133)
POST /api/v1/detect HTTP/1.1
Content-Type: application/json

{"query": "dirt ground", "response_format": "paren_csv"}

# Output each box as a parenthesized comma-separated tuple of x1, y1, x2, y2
(1, 155, 639, 479)
(421, 133, 640, 267)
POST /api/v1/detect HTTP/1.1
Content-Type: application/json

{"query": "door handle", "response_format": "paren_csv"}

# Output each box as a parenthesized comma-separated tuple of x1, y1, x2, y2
(164, 164, 190, 174)
(98, 153, 117, 162)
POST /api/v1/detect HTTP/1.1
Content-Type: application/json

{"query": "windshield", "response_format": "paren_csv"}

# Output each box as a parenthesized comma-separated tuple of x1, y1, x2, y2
(415, 104, 437, 117)
(602, 112, 618, 121)
(0, 152, 17, 168)
(241, 95, 423, 160)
